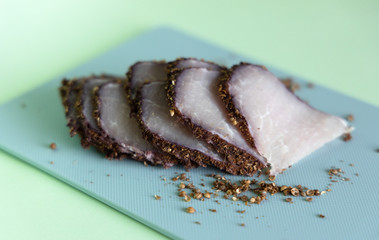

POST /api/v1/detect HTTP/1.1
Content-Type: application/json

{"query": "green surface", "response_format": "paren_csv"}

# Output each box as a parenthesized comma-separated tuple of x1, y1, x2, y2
(0, 1, 378, 239)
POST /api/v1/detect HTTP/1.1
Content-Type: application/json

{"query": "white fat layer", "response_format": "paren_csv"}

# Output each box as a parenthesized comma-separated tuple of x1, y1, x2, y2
(83, 79, 109, 130)
(229, 65, 349, 174)
(176, 59, 220, 70)
(130, 62, 167, 99)
(175, 68, 265, 163)
(99, 83, 155, 152)
(141, 82, 223, 161)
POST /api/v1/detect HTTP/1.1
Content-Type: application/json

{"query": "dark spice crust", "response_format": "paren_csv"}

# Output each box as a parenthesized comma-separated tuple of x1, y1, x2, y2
(166, 67, 264, 176)
(136, 82, 256, 175)
(218, 62, 267, 150)
(59, 78, 83, 137)
(92, 81, 177, 168)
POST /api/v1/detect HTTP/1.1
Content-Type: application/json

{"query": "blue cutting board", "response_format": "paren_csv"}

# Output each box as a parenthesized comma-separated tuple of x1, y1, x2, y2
(0, 27, 378, 240)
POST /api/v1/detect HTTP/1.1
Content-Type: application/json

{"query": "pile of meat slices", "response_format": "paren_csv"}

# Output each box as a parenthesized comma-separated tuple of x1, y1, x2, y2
(59, 58, 350, 176)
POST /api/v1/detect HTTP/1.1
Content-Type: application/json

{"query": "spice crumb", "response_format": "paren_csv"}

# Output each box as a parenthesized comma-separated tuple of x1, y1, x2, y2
(209, 209, 217, 213)
(346, 114, 354, 122)
(179, 191, 187, 197)
(240, 223, 245, 227)
(343, 133, 352, 142)
(237, 210, 246, 214)
(285, 198, 293, 203)
(186, 207, 196, 214)
(194, 221, 201, 225)
(319, 214, 325, 218)
(154, 195, 161, 200)
(204, 192, 211, 199)
(49, 143, 57, 150)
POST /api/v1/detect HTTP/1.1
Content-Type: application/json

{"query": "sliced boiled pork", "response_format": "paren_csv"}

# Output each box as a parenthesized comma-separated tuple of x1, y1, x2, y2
(93, 81, 177, 167)
(167, 65, 264, 175)
(219, 63, 350, 174)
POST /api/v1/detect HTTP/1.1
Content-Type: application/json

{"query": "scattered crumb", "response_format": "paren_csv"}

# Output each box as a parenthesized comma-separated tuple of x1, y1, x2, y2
(106, 174, 110, 177)
(209, 209, 217, 213)
(240, 223, 245, 227)
(237, 210, 246, 214)
(179, 191, 187, 197)
(268, 175, 276, 181)
(281, 78, 300, 92)
(343, 133, 352, 142)
(186, 207, 196, 214)
(306, 197, 313, 202)
(306, 82, 314, 88)
(49, 143, 57, 150)
(154, 195, 161, 200)
(143, 161, 148, 166)
(285, 198, 293, 203)
(319, 214, 325, 218)
(172, 176, 179, 181)
(49, 161, 54, 165)
(204, 192, 211, 199)
(346, 114, 354, 122)
(349, 163, 354, 167)
(194, 221, 201, 225)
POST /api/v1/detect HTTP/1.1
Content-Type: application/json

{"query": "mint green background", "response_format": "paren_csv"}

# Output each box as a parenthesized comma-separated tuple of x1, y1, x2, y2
(0, 1, 378, 239)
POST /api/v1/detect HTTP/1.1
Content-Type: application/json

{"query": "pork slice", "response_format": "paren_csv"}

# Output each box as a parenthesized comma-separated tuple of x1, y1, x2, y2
(167, 67, 265, 175)
(75, 76, 117, 150)
(137, 81, 250, 175)
(167, 58, 223, 71)
(93, 81, 176, 167)
(126, 61, 200, 169)
(126, 61, 167, 103)
(219, 63, 350, 174)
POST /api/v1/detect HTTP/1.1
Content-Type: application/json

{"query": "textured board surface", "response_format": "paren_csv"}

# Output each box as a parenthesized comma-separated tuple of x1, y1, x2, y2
(0, 28, 378, 240)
